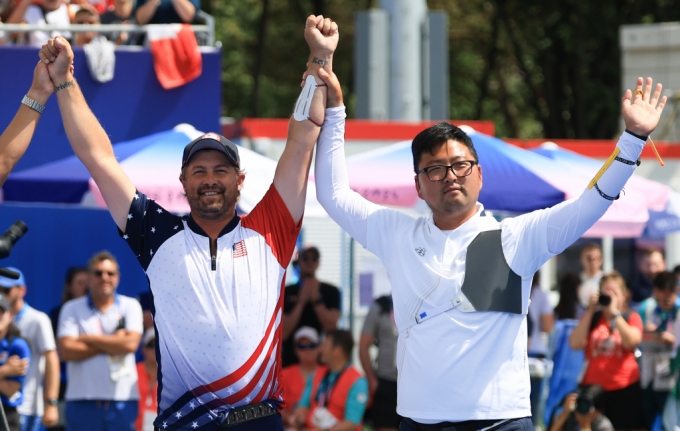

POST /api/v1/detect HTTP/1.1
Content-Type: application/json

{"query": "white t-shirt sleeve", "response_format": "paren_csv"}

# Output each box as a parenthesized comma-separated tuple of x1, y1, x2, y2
(502, 132, 644, 276)
(23, 6, 46, 24)
(57, 302, 80, 339)
(123, 297, 144, 335)
(36, 312, 57, 353)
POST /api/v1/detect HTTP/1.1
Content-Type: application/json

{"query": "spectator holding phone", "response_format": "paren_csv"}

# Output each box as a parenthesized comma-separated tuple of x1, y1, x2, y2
(569, 272, 645, 431)
(57, 251, 143, 431)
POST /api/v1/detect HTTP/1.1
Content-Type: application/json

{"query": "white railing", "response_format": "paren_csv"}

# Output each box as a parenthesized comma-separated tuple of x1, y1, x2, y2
(0, 10, 215, 46)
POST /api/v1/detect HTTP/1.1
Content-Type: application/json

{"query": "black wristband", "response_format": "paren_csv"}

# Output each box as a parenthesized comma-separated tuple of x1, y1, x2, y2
(615, 156, 641, 166)
(624, 129, 649, 141)
(594, 183, 620, 201)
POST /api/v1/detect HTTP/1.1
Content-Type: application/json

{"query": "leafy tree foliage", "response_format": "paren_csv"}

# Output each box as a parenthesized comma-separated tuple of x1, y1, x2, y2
(202, 0, 680, 139)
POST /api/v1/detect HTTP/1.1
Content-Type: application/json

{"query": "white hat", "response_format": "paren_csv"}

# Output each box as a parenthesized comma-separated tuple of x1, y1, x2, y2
(293, 326, 319, 344)
(142, 328, 156, 346)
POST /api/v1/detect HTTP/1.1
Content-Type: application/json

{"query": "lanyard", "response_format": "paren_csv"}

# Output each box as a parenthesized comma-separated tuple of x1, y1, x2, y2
(316, 365, 350, 408)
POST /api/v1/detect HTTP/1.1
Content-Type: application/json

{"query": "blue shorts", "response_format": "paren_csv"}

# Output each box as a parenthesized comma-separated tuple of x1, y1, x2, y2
(65, 400, 137, 431)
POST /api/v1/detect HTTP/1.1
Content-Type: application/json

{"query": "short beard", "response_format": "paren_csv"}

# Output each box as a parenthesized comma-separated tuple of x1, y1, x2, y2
(186, 188, 240, 221)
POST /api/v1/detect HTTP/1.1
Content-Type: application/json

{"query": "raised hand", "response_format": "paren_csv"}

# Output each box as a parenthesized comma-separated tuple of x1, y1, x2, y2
(27, 61, 55, 105)
(39, 36, 75, 86)
(622, 77, 667, 137)
(304, 15, 339, 67)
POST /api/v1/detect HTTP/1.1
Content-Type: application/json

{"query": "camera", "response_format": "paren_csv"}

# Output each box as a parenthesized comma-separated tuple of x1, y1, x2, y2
(575, 385, 603, 415)
(598, 294, 611, 307)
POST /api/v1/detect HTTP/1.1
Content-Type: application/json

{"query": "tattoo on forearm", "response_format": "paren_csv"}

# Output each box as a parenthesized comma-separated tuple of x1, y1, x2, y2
(311, 57, 328, 66)
(55, 80, 75, 92)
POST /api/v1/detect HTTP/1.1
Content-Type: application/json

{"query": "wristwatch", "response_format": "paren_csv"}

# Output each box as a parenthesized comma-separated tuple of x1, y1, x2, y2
(21, 95, 45, 114)
(47, 398, 58, 406)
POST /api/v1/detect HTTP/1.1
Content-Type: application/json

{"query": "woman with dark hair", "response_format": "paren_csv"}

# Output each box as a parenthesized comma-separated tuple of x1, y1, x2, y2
(555, 273, 583, 321)
(0, 292, 31, 431)
(569, 272, 645, 431)
(46, 267, 87, 431)
(48, 267, 88, 336)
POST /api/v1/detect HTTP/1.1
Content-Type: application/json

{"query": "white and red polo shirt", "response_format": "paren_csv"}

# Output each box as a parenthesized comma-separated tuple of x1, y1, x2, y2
(121, 185, 300, 430)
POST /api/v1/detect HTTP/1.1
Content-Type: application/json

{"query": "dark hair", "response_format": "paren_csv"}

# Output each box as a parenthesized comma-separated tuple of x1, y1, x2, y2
(62, 266, 88, 303)
(88, 250, 119, 272)
(554, 273, 581, 320)
(411, 122, 478, 172)
(653, 271, 677, 292)
(325, 329, 354, 359)
(581, 242, 602, 255)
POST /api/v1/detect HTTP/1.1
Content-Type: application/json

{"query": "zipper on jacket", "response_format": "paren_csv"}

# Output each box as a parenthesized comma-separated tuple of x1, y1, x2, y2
(210, 237, 217, 271)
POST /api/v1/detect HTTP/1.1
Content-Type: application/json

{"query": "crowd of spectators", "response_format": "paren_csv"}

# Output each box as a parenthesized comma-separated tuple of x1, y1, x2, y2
(0, 0, 201, 47)
(1, 236, 679, 431)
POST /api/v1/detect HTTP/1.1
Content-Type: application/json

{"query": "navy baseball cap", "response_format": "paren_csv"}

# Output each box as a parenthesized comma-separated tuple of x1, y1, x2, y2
(182, 132, 240, 169)
(0, 267, 25, 289)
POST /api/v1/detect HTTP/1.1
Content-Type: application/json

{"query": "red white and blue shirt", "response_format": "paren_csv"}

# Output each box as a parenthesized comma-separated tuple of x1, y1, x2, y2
(120, 185, 300, 430)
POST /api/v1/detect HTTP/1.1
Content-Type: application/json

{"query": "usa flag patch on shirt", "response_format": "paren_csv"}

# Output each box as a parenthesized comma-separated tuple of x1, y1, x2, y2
(233, 240, 248, 258)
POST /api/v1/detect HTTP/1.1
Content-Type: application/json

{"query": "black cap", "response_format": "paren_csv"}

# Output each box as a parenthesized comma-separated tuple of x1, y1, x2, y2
(182, 132, 240, 169)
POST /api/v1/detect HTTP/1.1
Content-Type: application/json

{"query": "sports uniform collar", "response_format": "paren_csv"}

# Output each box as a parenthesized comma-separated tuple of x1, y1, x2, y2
(186, 211, 240, 238)
(428, 202, 486, 236)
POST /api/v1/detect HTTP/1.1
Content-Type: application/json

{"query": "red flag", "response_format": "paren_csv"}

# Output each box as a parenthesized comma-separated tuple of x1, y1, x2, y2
(147, 24, 203, 90)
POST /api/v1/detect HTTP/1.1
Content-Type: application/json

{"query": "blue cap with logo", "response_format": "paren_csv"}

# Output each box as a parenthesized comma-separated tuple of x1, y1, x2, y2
(0, 267, 26, 289)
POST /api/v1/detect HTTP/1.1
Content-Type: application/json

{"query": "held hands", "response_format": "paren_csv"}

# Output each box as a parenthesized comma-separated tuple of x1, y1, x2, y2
(305, 15, 339, 67)
(622, 77, 667, 137)
(38, 36, 75, 87)
(28, 61, 55, 105)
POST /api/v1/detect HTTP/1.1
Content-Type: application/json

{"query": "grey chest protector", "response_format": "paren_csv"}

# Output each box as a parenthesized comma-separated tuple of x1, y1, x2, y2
(413, 227, 523, 325)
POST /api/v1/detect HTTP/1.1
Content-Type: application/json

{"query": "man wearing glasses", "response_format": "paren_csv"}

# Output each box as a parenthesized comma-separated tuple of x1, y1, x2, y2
(313, 68, 667, 431)
(57, 251, 143, 431)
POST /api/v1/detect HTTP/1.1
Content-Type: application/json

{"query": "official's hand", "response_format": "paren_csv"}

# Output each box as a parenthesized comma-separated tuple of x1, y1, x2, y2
(39, 36, 75, 85)
(27, 61, 54, 105)
(304, 15, 339, 60)
(42, 404, 58, 427)
(317, 68, 343, 108)
(659, 331, 675, 345)
(622, 77, 667, 137)
(2, 355, 28, 377)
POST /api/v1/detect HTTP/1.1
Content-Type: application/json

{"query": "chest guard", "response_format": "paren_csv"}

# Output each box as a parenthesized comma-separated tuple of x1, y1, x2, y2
(461, 230, 522, 314)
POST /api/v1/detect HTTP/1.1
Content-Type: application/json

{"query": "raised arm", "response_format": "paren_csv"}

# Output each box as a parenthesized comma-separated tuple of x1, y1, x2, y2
(39, 37, 136, 231)
(505, 77, 668, 275)
(273, 15, 337, 224)
(0, 62, 54, 186)
(314, 69, 382, 247)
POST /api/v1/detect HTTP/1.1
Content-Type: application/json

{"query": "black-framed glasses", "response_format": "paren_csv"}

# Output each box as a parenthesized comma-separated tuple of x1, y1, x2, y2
(296, 342, 318, 350)
(416, 160, 478, 181)
(93, 270, 118, 278)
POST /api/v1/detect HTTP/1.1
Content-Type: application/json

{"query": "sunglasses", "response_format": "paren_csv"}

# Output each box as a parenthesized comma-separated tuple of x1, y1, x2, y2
(145, 340, 156, 349)
(300, 256, 318, 263)
(296, 342, 318, 350)
(93, 270, 118, 278)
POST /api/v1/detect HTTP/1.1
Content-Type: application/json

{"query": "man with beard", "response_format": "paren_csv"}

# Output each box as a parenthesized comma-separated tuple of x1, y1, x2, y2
(38, 14, 338, 431)
(313, 67, 667, 431)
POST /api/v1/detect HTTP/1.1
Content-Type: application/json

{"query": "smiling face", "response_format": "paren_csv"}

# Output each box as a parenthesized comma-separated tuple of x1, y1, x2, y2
(415, 139, 483, 225)
(179, 150, 245, 221)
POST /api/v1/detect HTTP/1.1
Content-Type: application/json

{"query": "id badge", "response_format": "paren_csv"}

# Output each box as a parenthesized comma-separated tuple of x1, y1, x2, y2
(311, 406, 339, 429)
(108, 354, 131, 381)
